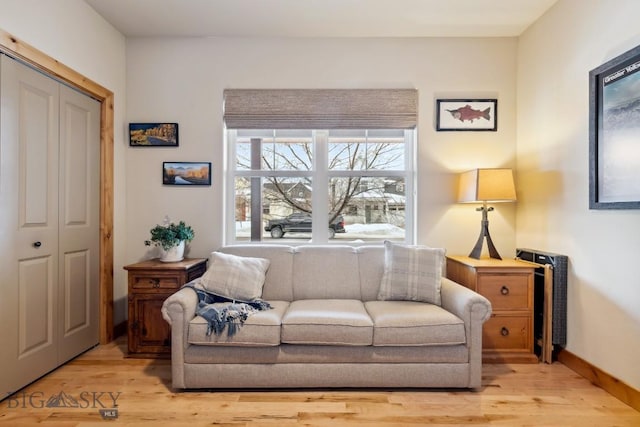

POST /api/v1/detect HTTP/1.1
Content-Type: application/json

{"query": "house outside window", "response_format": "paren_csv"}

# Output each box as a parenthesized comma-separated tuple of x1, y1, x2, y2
(224, 89, 417, 244)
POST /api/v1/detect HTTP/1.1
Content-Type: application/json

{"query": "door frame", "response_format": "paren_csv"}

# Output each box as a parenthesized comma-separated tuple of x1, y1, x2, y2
(0, 30, 114, 344)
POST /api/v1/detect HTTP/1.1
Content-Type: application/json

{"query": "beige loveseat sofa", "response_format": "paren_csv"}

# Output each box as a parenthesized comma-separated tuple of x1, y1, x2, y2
(161, 244, 492, 390)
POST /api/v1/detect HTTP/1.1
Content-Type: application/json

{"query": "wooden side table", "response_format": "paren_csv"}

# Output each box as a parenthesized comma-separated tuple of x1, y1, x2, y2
(446, 255, 537, 363)
(124, 258, 207, 357)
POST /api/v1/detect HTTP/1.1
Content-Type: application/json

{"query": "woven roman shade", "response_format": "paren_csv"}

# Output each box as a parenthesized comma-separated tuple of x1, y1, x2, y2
(223, 89, 417, 129)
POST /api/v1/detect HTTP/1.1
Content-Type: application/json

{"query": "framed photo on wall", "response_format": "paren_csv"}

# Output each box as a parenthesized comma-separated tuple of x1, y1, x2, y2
(436, 99, 497, 131)
(129, 123, 179, 147)
(163, 162, 211, 186)
(589, 44, 640, 209)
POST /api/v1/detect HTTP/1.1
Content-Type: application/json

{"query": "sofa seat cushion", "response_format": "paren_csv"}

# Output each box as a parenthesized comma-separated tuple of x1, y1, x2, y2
(364, 301, 466, 346)
(188, 301, 289, 346)
(281, 300, 373, 346)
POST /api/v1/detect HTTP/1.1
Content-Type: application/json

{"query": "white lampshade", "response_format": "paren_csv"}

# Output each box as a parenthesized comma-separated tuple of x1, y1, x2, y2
(458, 168, 516, 203)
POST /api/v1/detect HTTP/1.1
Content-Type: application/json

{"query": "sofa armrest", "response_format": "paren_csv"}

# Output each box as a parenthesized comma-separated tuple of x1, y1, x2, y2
(440, 277, 492, 325)
(161, 285, 198, 389)
(440, 277, 491, 389)
(161, 285, 198, 347)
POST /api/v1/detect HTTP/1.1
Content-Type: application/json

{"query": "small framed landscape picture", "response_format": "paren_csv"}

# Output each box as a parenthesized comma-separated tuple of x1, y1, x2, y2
(129, 123, 179, 147)
(436, 99, 497, 131)
(163, 162, 211, 186)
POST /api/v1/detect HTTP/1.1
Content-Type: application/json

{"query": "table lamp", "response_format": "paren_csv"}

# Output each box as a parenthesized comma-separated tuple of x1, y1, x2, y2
(458, 168, 516, 260)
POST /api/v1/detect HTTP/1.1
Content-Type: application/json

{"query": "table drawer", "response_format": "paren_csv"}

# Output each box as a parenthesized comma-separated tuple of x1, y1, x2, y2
(477, 274, 529, 309)
(131, 274, 180, 290)
(483, 315, 531, 350)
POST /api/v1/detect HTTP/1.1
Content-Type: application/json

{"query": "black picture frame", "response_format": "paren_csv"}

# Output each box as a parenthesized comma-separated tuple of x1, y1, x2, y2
(129, 123, 179, 147)
(589, 44, 640, 209)
(163, 162, 211, 186)
(436, 99, 497, 131)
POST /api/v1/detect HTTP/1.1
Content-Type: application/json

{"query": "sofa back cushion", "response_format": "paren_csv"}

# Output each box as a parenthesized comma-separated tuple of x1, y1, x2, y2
(356, 245, 386, 301)
(291, 246, 361, 300)
(218, 245, 294, 301)
(217, 244, 386, 301)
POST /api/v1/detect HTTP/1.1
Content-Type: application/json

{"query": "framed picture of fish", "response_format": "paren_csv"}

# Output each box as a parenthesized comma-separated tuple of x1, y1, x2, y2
(129, 123, 179, 147)
(589, 44, 640, 209)
(436, 99, 497, 131)
(163, 162, 211, 186)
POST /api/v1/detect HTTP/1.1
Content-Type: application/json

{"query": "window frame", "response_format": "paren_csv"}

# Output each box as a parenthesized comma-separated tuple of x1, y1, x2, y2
(225, 128, 416, 245)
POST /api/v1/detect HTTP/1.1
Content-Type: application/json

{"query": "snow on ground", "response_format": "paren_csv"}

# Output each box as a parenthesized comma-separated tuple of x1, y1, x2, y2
(235, 221, 404, 240)
(344, 223, 404, 236)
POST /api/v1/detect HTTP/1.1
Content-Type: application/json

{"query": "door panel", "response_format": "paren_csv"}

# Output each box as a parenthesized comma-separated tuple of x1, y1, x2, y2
(57, 84, 100, 363)
(18, 256, 54, 357)
(63, 250, 89, 335)
(62, 100, 89, 225)
(20, 86, 54, 226)
(0, 54, 60, 395)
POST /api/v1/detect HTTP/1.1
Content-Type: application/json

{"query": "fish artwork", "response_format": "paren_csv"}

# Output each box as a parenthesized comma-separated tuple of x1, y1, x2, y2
(446, 105, 491, 123)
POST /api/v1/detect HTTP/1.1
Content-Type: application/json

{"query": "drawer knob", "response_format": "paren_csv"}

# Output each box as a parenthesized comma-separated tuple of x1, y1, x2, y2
(500, 286, 510, 295)
(149, 278, 160, 288)
(501, 327, 510, 336)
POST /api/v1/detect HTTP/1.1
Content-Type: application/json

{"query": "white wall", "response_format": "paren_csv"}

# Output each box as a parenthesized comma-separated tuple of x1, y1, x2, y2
(125, 36, 518, 262)
(517, 0, 640, 389)
(0, 0, 128, 324)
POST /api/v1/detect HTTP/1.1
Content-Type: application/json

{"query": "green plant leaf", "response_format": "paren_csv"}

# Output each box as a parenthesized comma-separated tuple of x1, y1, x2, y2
(145, 221, 194, 251)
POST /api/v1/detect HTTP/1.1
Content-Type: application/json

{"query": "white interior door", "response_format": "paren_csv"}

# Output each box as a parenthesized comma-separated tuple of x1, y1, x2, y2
(57, 84, 100, 363)
(0, 55, 100, 397)
(0, 54, 60, 396)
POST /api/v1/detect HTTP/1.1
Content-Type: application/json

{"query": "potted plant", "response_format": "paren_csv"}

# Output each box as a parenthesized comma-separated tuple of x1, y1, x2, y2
(144, 220, 194, 262)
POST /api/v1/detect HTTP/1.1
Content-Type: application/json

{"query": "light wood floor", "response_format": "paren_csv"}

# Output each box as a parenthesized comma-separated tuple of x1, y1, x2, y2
(1, 337, 638, 426)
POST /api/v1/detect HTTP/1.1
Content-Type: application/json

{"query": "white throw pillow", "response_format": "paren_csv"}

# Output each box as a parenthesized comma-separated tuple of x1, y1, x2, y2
(199, 251, 270, 302)
(377, 240, 445, 306)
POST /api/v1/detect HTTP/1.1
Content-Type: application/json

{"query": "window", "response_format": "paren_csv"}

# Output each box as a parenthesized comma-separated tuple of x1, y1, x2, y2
(224, 89, 417, 244)
(227, 128, 414, 243)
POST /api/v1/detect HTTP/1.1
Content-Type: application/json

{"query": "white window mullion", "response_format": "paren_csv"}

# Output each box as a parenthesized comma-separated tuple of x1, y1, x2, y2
(224, 129, 237, 243)
(404, 129, 416, 243)
(312, 130, 329, 243)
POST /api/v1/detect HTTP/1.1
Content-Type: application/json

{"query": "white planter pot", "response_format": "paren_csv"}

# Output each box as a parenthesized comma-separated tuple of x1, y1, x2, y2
(159, 240, 185, 262)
